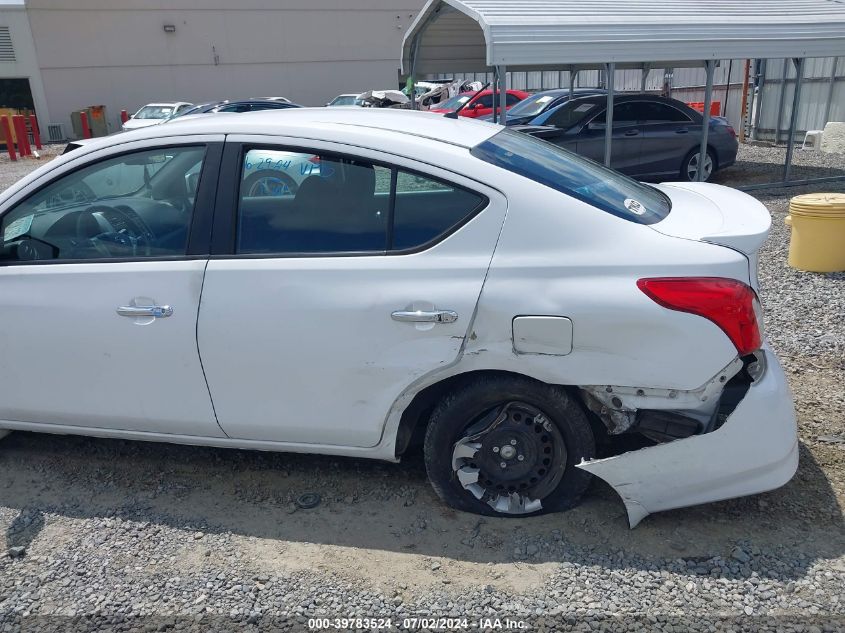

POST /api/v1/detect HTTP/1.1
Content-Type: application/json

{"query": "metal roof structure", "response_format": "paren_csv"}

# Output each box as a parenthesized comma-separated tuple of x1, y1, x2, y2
(402, 1, 845, 188)
(402, 0, 845, 73)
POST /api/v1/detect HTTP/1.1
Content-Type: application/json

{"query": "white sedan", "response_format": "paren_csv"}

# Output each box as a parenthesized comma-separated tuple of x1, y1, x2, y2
(0, 109, 798, 526)
(122, 102, 193, 131)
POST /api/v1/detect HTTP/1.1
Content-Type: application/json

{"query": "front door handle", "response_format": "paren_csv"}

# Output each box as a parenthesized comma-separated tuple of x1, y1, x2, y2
(392, 310, 458, 324)
(117, 305, 173, 318)
(624, 129, 640, 137)
(676, 128, 690, 134)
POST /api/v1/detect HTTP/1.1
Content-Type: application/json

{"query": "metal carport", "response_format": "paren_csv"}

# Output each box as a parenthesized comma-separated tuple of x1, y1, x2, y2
(402, 0, 845, 186)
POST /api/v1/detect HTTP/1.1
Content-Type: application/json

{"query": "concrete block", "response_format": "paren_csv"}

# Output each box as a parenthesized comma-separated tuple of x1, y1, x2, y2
(821, 122, 845, 154)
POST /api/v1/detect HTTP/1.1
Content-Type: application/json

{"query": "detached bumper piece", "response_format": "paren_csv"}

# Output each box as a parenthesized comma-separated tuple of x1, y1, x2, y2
(577, 345, 798, 527)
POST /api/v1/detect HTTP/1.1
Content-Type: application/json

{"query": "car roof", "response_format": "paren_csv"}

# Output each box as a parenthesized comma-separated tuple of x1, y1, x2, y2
(72, 108, 503, 152)
(527, 88, 605, 98)
(562, 94, 693, 108)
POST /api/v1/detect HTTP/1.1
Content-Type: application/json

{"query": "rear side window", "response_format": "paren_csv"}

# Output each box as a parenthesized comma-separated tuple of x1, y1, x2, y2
(236, 147, 486, 255)
(471, 129, 670, 224)
(393, 171, 485, 251)
(637, 102, 692, 123)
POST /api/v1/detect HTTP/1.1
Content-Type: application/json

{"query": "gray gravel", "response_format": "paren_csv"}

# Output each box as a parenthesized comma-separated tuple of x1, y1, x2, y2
(0, 142, 844, 632)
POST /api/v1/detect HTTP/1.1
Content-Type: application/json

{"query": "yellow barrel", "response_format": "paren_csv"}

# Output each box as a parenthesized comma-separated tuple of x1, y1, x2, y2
(785, 193, 845, 273)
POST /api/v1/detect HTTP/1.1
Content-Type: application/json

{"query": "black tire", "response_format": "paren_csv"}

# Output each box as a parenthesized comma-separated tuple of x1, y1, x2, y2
(680, 147, 717, 182)
(243, 169, 299, 197)
(424, 375, 595, 517)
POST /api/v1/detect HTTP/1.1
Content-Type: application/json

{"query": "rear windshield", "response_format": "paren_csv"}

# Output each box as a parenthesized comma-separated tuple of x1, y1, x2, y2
(470, 129, 671, 224)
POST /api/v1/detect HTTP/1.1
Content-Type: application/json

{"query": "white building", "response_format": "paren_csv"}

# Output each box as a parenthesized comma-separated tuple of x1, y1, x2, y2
(0, 0, 423, 138)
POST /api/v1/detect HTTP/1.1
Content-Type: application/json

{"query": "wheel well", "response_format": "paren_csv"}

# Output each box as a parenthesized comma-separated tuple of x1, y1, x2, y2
(393, 370, 608, 458)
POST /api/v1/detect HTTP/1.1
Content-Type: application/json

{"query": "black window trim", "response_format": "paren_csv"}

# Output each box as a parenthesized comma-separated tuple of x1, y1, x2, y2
(210, 142, 490, 259)
(0, 141, 223, 267)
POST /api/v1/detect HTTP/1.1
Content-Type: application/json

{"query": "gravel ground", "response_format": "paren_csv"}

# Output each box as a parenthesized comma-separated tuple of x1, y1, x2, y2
(0, 142, 843, 632)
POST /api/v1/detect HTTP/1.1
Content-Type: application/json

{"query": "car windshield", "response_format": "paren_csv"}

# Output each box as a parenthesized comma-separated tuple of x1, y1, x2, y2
(168, 104, 209, 119)
(436, 94, 472, 110)
(506, 94, 558, 118)
(330, 95, 360, 106)
(471, 129, 671, 224)
(538, 100, 603, 128)
(134, 105, 175, 120)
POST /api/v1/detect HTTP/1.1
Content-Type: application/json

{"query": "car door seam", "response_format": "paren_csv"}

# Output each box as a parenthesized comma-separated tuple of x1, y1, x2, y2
(195, 258, 229, 438)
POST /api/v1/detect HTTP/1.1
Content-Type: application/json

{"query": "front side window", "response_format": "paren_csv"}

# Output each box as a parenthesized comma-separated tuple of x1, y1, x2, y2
(236, 147, 486, 255)
(505, 93, 523, 106)
(471, 129, 670, 224)
(475, 95, 495, 108)
(0, 146, 206, 262)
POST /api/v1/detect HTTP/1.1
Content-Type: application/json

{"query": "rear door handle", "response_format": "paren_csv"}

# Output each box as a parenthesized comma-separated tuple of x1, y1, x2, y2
(392, 310, 458, 324)
(676, 128, 690, 134)
(624, 129, 640, 137)
(117, 305, 173, 318)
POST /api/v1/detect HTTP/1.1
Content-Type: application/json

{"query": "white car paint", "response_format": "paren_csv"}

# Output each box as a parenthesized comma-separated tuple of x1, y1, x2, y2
(0, 108, 798, 526)
(122, 102, 193, 131)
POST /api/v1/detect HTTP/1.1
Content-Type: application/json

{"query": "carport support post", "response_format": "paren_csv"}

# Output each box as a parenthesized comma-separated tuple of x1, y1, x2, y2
(784, 57, 805, 182)
(498, 65, 507, 125)
(640, 64, 651, 94)
(603, 62, 615, 167)
(823, 57, 839, 132)
(697, 60, 716, 182)
(491, 66, 499, 124)
(569, 70, 578, 100)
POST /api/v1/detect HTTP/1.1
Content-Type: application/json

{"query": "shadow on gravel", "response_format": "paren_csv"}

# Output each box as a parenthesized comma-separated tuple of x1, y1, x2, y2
(0, 432, 842, 580)
(711, 160, 845, 188)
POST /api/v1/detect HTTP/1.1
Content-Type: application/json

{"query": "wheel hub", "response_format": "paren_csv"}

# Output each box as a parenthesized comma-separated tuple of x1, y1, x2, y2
(451, 401, 568, 515)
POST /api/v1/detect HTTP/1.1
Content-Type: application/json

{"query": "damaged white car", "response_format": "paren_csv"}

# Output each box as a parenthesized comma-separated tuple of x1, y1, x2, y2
(0, 109, 797, 527)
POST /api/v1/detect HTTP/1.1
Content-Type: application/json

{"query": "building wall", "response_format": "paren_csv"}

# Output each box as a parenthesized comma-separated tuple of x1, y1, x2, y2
(0, 3, 50, 133)
(25, 0, 423, 135)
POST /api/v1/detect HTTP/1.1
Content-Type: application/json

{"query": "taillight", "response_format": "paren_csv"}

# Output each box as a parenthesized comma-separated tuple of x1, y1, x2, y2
(637, 277, 762, 356)
(727, 126, 737, 139)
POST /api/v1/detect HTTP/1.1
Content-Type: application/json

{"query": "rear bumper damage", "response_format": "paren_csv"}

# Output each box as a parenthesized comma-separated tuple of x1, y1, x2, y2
(576, 343, 798, 527)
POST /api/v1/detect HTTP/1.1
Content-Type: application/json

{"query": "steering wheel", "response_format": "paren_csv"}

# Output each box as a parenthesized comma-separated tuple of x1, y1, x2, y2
(74, 204, 153, 258)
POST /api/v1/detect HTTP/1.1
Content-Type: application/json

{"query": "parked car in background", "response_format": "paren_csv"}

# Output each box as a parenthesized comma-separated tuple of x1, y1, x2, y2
(326, 94, 364, 107)
(515, 95, 738, 182)
(478, 88, 605, 126)
(166, 99, 302, 121)
(122, 102, 193, 131)
(0, 108, 795, 527)
(428, 89, 530, 118)
(241, 148, 321, 197)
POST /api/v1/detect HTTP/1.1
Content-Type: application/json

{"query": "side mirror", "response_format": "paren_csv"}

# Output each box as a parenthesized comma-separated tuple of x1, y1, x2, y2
(587, 121, 606, 131)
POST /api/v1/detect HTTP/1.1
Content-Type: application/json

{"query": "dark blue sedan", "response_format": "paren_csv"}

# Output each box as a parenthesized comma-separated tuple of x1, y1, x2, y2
(478, 88, 605, 126)
(515, 95, 738, 182)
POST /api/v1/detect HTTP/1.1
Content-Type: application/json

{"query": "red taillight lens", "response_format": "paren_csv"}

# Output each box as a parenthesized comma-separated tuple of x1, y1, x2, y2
(637, 277, 762, 356)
